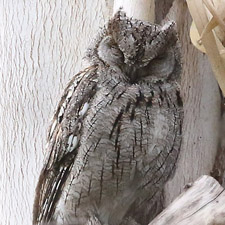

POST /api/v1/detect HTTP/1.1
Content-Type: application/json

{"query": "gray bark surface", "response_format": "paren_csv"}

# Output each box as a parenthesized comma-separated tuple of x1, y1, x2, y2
(149, 176, 225, 225)
(164, 0, 221, 206)
(0, 1, 110, 224)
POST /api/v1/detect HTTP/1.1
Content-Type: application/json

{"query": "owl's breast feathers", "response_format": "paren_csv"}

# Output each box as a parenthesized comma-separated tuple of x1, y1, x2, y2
(33, 66, 183, 225)
(74, 76, 182, 218)
(84, 74, 183, 184)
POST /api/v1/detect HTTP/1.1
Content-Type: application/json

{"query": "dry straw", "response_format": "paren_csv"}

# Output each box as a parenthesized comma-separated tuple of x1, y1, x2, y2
(187, 0, 225, 95)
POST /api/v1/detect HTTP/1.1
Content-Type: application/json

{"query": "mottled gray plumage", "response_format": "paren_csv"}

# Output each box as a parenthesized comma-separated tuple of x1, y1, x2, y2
(33, 11, 183, 225)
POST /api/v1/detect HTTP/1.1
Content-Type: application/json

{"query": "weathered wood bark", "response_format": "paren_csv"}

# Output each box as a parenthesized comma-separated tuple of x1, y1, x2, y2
(0, 0, 222, 224)
(163, 0, 221, 207)
(113, 0, 155, 21)
(149, 176, 225, 225)
(0, 1, 110, 225)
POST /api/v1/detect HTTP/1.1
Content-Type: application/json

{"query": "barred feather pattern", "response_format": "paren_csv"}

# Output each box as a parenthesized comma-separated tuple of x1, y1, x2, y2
(33, 10, 183, 225)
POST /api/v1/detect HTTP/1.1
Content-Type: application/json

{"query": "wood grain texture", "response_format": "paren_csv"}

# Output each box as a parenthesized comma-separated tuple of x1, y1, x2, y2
(0, 1, 110, 225)
(164, 0, 221, 206)
(113, 0, 155, 21)
(149, 176, 225, 225)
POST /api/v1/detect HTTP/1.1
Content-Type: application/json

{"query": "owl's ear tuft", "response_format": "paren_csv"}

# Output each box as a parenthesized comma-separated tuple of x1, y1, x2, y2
(112, 8, 127, 20)
(160, 21, 178, 45)
(139, 20, 179, 67)
(85, 10, 127, 66)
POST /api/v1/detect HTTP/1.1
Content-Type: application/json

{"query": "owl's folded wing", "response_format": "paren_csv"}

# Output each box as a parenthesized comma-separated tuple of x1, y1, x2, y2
(33, 66, 98, 225)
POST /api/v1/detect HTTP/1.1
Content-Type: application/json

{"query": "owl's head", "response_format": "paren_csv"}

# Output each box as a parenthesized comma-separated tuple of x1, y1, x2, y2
(87, 10, 181, 83)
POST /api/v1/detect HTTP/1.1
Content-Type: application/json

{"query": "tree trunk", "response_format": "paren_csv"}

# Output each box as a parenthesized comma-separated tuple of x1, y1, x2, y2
(149, 176, 225, 225)
(163, 0, 221, 206)
(0, 1, 110, 224)
(113, 0, 155, 21)
(0, 0, 222, 224)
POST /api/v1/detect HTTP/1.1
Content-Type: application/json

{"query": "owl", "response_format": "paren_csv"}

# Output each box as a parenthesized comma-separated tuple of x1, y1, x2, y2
(33, 10, 183, 225)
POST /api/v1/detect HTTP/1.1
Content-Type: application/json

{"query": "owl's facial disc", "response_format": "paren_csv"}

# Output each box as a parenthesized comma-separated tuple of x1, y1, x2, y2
(105, 11, 180, 83)
(90, 10, 181, 83)
(108, 11, 176, 64)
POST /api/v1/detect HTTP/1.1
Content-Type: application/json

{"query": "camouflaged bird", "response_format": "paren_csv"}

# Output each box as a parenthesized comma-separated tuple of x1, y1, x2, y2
(33, 10, 183, 225)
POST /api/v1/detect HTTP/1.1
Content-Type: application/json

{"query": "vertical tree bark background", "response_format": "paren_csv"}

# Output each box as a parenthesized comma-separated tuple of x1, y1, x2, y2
(0, 0, 222, 225)
(0, 1, 111, 224)
(159, 0, 221, 206)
